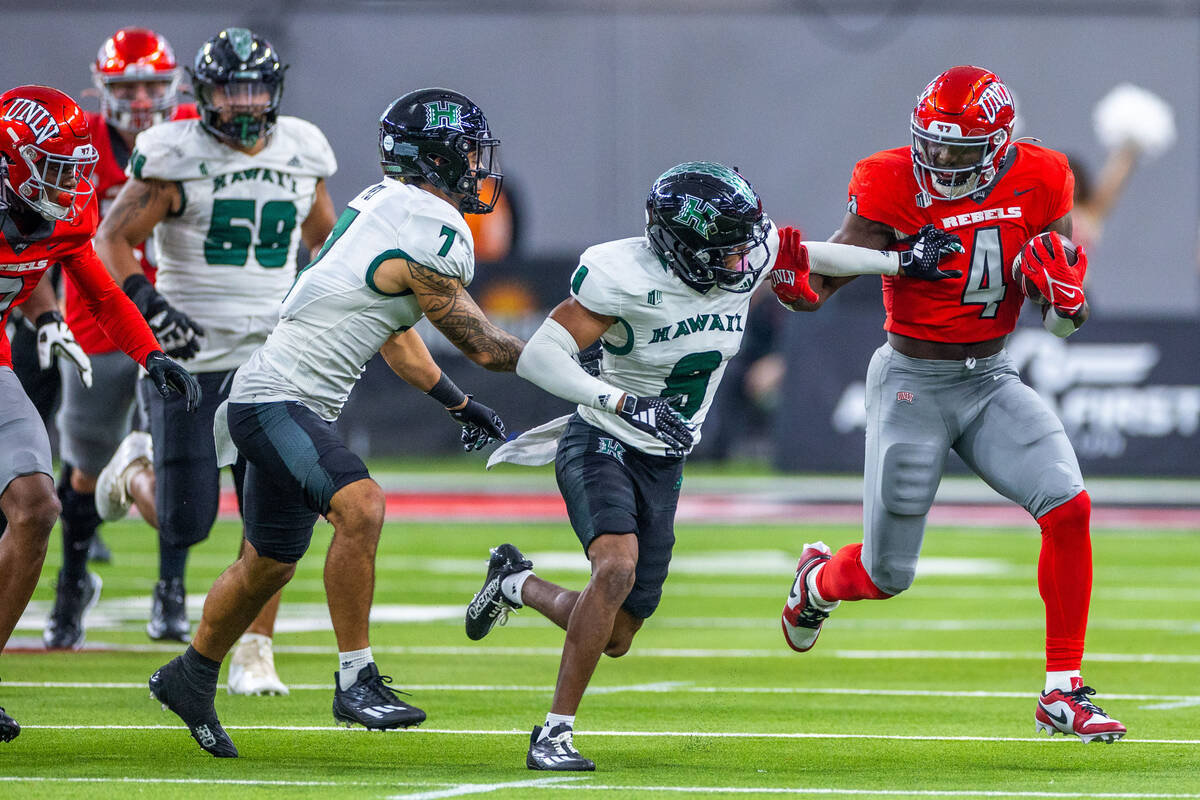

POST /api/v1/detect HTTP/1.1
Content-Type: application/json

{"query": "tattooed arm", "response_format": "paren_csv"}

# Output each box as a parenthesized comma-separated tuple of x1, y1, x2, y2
(95, 177, 181, 283)
(370, 257, 524, 371)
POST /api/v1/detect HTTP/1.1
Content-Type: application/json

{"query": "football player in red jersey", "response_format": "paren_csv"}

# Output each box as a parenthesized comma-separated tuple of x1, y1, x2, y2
(0, 84, 199, 743)
(43, 27, 200, 652)
(770, 66, 1126, 744)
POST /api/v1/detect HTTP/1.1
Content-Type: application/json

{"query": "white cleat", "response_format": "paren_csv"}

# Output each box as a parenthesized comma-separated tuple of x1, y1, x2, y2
(95, 431, 152, 522)
(227, 634, 289, 696)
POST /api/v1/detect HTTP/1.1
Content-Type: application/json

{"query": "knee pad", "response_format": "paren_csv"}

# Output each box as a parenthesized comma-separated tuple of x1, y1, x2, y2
(879, 443, 942, 516)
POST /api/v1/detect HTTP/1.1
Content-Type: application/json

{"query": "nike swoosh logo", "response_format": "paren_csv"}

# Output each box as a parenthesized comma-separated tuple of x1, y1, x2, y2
(1013, 188, 1034, 197)
(1042, 705, 1069, 726)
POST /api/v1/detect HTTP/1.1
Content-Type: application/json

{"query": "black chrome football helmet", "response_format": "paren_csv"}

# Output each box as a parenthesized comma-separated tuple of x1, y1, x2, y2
(646, 161, 770, 293)
(189, 28, 285, 148)
(378, 88, 502, 214)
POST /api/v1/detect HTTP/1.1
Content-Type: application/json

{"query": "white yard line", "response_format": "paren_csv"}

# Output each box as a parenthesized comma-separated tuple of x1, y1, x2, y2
(386, 777, 583, 799)
(12, 640, 1198, 664)
(19, 724, 1200, 745)
(6, 681, 1197, 705)
(5, 776, 1197, 799)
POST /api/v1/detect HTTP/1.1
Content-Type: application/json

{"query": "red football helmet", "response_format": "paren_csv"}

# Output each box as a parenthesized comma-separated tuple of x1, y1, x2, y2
(0, 85, 98, 222)
(911, 66, 1016, 201)
(92, 27, 181, 132)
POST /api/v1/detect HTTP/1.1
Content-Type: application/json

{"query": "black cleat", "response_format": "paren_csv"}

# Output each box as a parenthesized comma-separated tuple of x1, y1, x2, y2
(0, 706, 19, 742)
(526, 724, 595, 771)
(149, 656, 237, 757)
(465, 543, 532, 641)
(43, 571, 102, 650)
(88, 531, 113, 564)
(332, 663, 425, 729)
(147, 578, 189, 642)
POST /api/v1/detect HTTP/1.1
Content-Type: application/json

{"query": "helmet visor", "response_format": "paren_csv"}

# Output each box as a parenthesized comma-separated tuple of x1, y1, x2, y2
(911, 120, 1005, 199)
(98, 74, 180, 131)
(21, 142, 98, 221)
(702, 219, 772, 292)
(458, 134, 503, 214)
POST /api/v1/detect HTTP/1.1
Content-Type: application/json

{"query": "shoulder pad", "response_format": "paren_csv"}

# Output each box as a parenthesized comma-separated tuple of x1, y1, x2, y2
(128, 119, 210, 181)
(392, 191, 475, 286)
(272, 117, 337, 178)
(570, 239, 646, 317)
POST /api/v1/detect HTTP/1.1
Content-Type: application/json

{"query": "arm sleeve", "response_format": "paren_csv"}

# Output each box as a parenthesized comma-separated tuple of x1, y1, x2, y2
(516, 317, 624, 413)
(802, 241, 900, 277)
(62, 245, 159, 366)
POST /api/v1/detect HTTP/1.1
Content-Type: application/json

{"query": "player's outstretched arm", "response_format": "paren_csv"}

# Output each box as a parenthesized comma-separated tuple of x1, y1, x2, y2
(392, 259, 524, 371)
(379, 328, 507, 451)
(517, 298, 692, 456)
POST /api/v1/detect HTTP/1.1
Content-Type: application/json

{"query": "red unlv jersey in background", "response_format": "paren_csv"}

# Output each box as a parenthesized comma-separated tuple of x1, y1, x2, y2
(848, 142, 1073, 343)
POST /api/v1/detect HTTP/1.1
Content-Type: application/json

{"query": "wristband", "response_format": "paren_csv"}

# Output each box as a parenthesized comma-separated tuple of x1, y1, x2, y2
(122, 273, 158, 316)
(34, 310, 63, 327)
(427, 372, 468, 408)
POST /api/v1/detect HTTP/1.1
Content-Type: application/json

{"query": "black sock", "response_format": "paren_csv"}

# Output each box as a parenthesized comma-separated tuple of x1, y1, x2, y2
(158, 536, 189, 582)
(181, 645, 221, 692)
(58, 465, 101, 583)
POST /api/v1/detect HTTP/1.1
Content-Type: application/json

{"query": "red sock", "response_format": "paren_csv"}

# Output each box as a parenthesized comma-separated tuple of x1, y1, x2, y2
(1038, 491, 1092, 672)
(815, 543, 891, 602)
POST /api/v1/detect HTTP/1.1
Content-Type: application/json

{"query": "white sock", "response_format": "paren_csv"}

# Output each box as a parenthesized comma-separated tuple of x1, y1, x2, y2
(805, 564, 838, 611)
(541, 712, 574, 738)
(338, 647, 373, 691)
(501, 569, 533, 606)
(1044, 670, 1081, 694)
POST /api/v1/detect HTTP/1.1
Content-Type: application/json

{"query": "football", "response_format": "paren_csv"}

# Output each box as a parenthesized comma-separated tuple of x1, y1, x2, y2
(1011, 232, 1080, 306)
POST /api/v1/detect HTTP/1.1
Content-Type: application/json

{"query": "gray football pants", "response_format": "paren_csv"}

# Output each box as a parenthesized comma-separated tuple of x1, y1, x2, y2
(861, 344, 1084, 596)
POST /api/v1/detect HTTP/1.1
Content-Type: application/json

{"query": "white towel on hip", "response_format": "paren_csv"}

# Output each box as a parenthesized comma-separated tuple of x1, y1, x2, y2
(486, 414, 573, 470)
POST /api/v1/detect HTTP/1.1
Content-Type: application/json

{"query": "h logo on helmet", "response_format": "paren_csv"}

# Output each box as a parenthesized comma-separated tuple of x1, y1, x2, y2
(673, 196, 720, 239)
(424, 101, 464, 132)
(3, 99, 61, 145)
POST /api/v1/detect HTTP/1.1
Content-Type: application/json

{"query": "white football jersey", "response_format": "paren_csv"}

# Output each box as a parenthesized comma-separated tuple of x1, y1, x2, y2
(230, 179, 475, 420)
(130, 116, 337, 372)
(572, 228, 778, 456)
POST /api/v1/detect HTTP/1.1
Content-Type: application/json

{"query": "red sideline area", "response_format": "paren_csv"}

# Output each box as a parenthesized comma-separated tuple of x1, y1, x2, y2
(212, 490, 1200, 529)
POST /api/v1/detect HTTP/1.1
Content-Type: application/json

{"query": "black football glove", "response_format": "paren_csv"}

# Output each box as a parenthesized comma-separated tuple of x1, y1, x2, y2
(617, 394, 693, 457)
(448, 396, 506, 452)
(897, 224, 965, 280)
(576, 340, 604, 378)
(123, 273, 205, 360)
(145, 350, 202, 412)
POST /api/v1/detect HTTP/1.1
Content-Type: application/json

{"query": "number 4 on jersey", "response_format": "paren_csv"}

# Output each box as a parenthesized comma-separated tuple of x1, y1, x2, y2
(961, 226, 1007, 319)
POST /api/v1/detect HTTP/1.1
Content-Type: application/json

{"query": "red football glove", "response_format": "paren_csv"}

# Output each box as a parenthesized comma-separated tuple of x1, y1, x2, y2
(1015, 232, 1088, 316)
(770, 225, 819, 305)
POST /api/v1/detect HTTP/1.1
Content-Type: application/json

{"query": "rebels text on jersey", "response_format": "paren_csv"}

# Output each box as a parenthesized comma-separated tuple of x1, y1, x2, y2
(848, 142, 1073, 343)
(0, 201, 158, 368)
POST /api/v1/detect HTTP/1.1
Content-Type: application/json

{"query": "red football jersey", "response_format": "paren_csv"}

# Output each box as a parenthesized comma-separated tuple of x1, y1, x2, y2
(64, 105, 198, 354)
(0, 200, 158, 369)
(847, 143, 1073, 343)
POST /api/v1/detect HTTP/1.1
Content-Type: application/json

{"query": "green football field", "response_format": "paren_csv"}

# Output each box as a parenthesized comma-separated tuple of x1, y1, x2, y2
(3, 500, 1199, 798)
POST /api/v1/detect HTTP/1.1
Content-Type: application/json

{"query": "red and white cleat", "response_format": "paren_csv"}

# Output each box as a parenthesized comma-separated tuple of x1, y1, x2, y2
(781, 541, 838, 653)
(1036, 681, 1126, 744)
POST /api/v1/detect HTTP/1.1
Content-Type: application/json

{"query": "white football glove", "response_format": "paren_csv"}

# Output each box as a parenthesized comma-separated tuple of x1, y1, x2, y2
(36, 311, 93, 388)
(1093, 83, 1176, 160)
